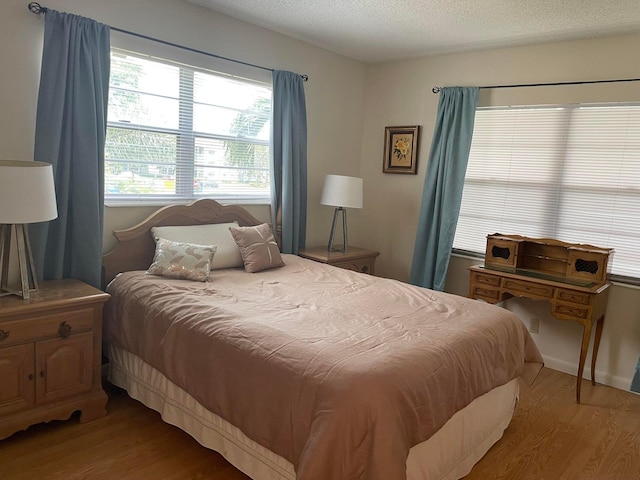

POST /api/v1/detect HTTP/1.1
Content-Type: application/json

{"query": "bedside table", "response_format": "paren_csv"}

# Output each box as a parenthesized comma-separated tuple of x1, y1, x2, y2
(0, 279, 110, 440)
(299, 246, 380, 275)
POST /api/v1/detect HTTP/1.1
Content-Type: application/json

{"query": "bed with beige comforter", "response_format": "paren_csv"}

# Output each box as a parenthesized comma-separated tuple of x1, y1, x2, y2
(104, 254, 542, 480)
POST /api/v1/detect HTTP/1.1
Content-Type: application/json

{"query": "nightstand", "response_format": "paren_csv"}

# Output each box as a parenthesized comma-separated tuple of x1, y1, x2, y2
(299, 246, 380, 275)
(0, 279, 110, 440)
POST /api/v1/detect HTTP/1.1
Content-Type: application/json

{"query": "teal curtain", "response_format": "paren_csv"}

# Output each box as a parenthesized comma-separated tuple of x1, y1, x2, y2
(631, 356, 640, 393)
(410, 87, 479, 291)
(271, 70, 307, 254)
(30, 10, 110, 288)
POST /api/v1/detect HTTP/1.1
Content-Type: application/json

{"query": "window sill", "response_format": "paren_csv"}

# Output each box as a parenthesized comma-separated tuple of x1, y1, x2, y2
(105, 196, 271, 208)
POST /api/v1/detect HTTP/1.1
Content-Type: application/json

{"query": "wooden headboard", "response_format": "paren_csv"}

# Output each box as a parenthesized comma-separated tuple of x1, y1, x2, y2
(102, 199, 262, 286)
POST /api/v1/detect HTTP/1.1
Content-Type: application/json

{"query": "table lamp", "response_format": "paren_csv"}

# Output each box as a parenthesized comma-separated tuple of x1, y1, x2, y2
(0, 160, 58, 299)
(320, 174, 363, 253)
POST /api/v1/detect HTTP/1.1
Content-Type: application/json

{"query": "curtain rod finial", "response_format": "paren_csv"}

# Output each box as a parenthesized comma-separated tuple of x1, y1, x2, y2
(28, 2, 46, 14)
(432, 86, 442, 94)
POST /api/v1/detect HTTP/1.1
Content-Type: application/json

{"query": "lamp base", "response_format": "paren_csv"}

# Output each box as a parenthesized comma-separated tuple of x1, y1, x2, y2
(0, 224, 39, 299)
(327, 207, 349, 253)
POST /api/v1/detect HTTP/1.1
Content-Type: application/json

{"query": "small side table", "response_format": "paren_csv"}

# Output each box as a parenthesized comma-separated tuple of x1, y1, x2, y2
(299, 246, 379, 275)
(0, 279, 110, 440)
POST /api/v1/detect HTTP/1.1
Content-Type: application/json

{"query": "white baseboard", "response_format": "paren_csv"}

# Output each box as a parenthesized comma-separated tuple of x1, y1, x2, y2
(542, 355, 635, 393)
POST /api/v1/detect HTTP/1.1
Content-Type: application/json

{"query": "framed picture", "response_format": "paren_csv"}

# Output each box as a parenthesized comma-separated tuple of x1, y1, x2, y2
(383, 125, 420, 174)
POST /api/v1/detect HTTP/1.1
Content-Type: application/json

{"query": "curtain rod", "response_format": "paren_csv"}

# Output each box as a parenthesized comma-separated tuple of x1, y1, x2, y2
(432, 77, 640, 94)
(27, 2, 308, 82)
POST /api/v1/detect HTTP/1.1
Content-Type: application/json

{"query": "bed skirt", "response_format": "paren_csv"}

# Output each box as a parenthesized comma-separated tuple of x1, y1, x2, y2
(108, 344, 519, 480)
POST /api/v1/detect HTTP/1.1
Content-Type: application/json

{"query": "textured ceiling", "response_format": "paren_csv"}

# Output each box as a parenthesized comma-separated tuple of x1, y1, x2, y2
(186, 0, 640, 63)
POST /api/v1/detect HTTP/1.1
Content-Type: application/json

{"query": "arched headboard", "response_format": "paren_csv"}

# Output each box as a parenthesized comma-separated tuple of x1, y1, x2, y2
(101, 199, 262, 286)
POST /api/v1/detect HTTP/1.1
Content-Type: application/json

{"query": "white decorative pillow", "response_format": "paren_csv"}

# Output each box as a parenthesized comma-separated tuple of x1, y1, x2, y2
(151, 223, 243, 270)
(229, 223, 285, 273)
(146, 238, 216, 282)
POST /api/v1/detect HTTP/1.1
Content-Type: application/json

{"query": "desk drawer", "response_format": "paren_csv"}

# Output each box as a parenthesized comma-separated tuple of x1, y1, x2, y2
(471, 272, 500, 287)
(472, 286, 500, 300)
(556, 288, 591, 305)
(503, 279, 554, 298)
(554, 302, 589, 319)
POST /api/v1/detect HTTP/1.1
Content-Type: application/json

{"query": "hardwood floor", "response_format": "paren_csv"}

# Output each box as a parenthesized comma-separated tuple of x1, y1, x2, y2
(1, 367, 639, 479)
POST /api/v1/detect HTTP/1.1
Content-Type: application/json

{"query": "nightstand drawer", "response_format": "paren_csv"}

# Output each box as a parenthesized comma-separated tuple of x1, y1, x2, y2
(332, 258, 375, 275)
(0, 308, 94, 348)
(299, 246, 379, 276)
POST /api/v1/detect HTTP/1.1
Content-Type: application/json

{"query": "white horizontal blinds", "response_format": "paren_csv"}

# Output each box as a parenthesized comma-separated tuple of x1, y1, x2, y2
(558, 106, 640, 278)
(106, 52, 180, 196)
(191, 71, 270, 198)
(454, 107, 568, 250)
(105, 48, 271, 201)
(453, 104, 640, 280)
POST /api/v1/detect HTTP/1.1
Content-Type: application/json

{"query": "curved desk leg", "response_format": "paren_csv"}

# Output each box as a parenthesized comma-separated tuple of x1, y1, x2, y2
(591, 314, 605, 386)
(577, 322, 593, 404)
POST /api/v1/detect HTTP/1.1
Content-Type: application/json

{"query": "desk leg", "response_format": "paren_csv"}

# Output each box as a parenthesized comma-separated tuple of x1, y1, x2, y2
(577, 322, 593, 404)
(590, 314, 605, 386)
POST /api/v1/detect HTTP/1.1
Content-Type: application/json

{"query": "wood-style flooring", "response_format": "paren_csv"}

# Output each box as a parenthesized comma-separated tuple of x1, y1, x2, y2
(1, 367, 639, 479)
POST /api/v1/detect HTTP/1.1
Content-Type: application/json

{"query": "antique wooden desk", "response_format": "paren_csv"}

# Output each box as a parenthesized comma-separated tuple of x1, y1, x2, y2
(468, 234, 613, 404)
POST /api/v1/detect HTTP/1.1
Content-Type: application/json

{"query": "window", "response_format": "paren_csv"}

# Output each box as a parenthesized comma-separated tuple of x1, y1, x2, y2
(454, 104, 640, 281)
(105, 49, 272, 204)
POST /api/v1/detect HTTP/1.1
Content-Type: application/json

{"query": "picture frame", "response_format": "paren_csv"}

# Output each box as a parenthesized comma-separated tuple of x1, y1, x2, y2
(383, 125, 420, 174)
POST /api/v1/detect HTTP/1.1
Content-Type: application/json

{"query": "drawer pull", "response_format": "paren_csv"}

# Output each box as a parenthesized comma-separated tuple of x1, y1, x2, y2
(0, 329, 9, 341)
(40, 371, 45, 378)
(58, 321, 72, 338)
(28, 373, 34, 381)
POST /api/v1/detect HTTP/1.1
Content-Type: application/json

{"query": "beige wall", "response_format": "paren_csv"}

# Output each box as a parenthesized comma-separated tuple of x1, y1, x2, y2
(358, 33, 640, 391)
(0, 0, 367, 252)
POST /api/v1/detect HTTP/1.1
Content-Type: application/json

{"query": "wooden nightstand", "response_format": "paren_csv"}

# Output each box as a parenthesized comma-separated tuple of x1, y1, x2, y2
(0, 279, 110, 440)
(299, 246, 380, 275)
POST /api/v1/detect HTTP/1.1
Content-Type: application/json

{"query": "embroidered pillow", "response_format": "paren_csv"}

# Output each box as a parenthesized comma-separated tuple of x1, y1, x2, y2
(229, 223, 284, 273)
(151, 223, 242, 270)
(146, 238, 217, 282)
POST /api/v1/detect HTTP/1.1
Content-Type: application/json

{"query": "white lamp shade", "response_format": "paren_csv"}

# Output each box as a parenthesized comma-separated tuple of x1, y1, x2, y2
(0, 160, 58, 224)
(320, 175, 363, 209)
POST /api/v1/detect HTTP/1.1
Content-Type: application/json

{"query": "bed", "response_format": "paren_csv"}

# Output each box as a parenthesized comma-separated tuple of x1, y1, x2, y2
(102, 199, 543, 480)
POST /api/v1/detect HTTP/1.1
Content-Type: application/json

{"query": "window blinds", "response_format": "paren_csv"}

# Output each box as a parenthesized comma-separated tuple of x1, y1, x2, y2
(453, 104, 640, 281)
(106, 48, 272, 202)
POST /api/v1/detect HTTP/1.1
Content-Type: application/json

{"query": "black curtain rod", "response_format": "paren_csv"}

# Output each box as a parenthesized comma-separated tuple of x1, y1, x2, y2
(27, 2, 309, 82)
(432, 77, 640, 94)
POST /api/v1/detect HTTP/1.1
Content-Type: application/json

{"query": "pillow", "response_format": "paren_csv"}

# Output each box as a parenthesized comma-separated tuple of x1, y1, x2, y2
(151, 223, 243, 270)
(146, 238, 216, 282)
(229, 223, 284, 273)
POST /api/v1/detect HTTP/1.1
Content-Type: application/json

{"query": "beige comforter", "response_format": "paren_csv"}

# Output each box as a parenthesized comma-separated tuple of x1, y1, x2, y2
(104, 254, 542, 480)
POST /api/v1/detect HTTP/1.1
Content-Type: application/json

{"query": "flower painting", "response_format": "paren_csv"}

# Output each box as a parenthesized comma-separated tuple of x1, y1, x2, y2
(392, 136, 411, 165)
(383, 126, 420, 174)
